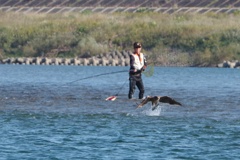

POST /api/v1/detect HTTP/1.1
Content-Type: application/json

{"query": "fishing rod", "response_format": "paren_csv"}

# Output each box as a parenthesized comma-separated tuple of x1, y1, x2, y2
(66, 63, 154, 84)
(64, 64, 155, 101)
(65, 69, 128, 85)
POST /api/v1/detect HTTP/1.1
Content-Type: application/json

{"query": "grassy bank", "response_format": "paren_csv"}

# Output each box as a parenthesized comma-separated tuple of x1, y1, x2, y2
(1, 11, 240, 66)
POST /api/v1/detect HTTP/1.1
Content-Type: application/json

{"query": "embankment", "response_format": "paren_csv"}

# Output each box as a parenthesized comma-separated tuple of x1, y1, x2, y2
(1, 51, 130, 66)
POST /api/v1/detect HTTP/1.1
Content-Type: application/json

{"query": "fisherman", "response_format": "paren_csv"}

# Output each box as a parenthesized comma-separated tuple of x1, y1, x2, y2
(128, 42, 147, 99)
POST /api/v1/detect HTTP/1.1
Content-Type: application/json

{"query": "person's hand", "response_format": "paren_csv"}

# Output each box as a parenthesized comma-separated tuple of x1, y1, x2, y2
(141, 65, 147, 71)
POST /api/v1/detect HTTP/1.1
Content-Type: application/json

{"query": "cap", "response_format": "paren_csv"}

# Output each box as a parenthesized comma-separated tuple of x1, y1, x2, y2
(133, 42, 142, 48)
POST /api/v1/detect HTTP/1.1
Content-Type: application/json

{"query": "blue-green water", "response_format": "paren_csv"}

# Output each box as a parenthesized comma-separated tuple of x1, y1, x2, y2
(0, 65, 239, 159)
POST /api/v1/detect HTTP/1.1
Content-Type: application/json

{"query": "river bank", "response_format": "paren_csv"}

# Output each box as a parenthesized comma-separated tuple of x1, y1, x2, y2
(1, 52, 239, 68)
(1, 12, 240, 67)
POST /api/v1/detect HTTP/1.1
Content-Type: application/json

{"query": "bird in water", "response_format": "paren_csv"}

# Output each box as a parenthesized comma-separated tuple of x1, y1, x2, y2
(137, 96, 182, 110)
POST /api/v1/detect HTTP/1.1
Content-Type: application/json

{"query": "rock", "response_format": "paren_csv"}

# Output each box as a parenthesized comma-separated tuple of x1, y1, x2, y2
(73, 58, 81, 65)
(63, 58, 71, 65)
(1, 50, 132, 66)
(83, 58, 89, 65)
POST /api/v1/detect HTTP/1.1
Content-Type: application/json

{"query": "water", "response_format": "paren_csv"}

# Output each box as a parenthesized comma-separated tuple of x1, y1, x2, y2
(0, 65, 239, 159)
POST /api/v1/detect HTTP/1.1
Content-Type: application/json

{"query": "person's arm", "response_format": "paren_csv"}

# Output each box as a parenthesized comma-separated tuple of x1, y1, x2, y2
(129, 54, 136, 73)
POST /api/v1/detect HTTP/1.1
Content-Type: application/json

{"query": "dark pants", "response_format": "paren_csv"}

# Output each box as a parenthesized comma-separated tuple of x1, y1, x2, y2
(128, 75, 144, 99)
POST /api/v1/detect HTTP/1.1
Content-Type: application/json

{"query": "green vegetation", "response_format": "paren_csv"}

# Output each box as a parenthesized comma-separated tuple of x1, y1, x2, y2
(1, 11, 240, 66)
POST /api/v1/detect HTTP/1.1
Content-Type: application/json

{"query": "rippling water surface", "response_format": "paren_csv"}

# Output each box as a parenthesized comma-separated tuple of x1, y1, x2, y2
(0, 65, 239, 159)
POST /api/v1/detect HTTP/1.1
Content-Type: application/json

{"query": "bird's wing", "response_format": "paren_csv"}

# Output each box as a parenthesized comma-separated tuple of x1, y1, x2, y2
(159, 96, 182, 106)
(137, 97, 152, 108)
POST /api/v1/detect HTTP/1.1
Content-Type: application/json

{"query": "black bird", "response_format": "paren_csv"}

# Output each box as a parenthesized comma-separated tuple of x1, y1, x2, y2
(137, 96, 181, 110)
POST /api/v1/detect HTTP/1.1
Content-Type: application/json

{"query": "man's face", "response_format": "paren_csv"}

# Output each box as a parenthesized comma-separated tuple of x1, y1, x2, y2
(134, 47, 141, 53)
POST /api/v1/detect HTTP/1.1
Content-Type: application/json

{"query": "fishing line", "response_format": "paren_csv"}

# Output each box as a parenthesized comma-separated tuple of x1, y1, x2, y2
(115, 79, 128, 96)
(105, 79, 128, 101)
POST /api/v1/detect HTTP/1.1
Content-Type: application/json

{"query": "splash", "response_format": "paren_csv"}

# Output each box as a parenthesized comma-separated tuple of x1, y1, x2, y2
(142, 105, 162, 116)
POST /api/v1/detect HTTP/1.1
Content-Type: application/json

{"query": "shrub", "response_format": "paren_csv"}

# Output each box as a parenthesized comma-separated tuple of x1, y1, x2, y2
(74, 36, 109, 56)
